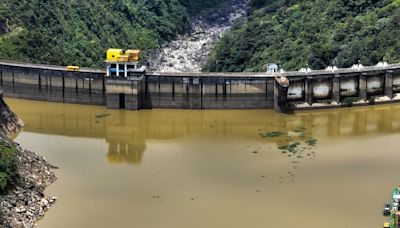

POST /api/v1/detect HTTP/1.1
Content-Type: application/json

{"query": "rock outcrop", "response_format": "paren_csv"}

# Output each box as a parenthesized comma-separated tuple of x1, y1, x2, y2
(149, 0, 250, 72)
(0, 18, 11, 35)
(0, 92, 57, 227)
(0, 92, 24, 135)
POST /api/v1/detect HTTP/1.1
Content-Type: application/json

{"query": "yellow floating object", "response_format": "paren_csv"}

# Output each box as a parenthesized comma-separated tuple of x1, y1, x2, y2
(383, 222, 390, 228)
(66, 66, 80, 72)
(106, 48, 123, 61)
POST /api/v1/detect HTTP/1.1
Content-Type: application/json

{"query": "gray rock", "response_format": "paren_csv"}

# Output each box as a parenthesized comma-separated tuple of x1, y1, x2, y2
(148, 0, 250, 73)
(0, 133, 57, 227)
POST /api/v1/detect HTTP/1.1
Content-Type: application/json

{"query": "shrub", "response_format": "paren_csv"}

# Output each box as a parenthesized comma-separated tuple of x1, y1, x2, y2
(0, 140, 18, 194)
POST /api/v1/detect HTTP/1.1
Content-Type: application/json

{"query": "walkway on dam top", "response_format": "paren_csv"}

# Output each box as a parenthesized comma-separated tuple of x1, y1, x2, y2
(1, 60, 400, 78)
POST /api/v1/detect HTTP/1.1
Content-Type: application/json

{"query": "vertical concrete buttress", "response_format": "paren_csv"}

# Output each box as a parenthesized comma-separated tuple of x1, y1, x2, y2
(385, 70, 394, 98)
(188, 77, 202, 109)
(359, 73, 367, 101)
(106, 77, 144, 110)
(274, 77, 289, 113)
(305, 76, 313, 105)
(266, 78, 275, 104)
(333, 74, 341, 103)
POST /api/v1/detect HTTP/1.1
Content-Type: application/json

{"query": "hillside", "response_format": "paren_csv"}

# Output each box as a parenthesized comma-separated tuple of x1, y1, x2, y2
(205, 0, 400, 72)
(0, 0, 224, 67)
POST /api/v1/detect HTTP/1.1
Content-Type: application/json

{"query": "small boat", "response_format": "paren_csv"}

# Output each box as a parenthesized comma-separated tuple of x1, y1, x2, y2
(383, 187, 400, 228)
(384, 204, 391, 216)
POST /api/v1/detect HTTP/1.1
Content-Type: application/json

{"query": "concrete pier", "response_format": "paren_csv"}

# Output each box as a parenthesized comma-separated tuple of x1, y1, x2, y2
(274, 77, 289, 113)
(305, 77, 313, 105)
(359, 73, 368, 101)
(385, 70, 394, 98)
(106, 78, 144, 110)
(332, 74, 340, 103)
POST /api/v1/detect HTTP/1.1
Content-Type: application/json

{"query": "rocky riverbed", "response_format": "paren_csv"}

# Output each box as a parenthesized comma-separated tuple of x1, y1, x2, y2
(149, 0, 250, 72)
(0, 93, 57, 228)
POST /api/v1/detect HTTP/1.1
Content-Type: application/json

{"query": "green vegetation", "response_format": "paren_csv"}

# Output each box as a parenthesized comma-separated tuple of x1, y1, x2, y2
(179, 0, 229, 15)
(0, 140, 18, 194)
(278, 142, 300, 152)
(0, 0, 224, 67)
(205, 0, 400, 72)
(305, 138, 318, 146)
(95, 113, 111, 119)
(260, 131, 284, 137)
(342, 97, 361, 105)
(293, 127, 306, 133)
(259, 126, 318, 160)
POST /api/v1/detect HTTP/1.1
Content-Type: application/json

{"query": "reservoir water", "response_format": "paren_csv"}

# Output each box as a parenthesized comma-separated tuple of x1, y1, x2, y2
(6, 98, 400, 228)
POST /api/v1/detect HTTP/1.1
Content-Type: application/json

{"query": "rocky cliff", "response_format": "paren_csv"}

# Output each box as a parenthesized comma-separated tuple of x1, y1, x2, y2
(0, 93, 57, 228)
(0, 92, 24, 135)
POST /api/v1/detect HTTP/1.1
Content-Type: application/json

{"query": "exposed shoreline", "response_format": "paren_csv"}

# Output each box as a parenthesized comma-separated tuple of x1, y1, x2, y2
(0, 93, 57, 227)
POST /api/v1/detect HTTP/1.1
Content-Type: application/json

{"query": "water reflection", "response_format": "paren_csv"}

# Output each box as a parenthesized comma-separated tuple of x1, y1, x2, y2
(7, 98, 400, 165)
(107, 141, 145, 164)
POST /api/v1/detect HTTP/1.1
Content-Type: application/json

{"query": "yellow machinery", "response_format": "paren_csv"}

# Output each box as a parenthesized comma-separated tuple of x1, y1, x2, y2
(66, 66, 80, 72)
(125, 49, 141, 62)
(105, 48, 145, 78)
(106, 49, 140, 62)
(117, 55, 129, 62)
(384, 222, 390, 228)
(106, 49, 123, 62)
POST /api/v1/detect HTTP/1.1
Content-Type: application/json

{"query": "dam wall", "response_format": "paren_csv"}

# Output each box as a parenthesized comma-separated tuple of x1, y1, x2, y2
(143, 74, 274, 109)
(0, 63, 105, 105)
(1, 61, 400, 112)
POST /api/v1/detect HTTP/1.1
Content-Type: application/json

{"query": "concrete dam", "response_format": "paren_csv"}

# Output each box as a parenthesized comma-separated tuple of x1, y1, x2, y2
(1, 61, 400, 112)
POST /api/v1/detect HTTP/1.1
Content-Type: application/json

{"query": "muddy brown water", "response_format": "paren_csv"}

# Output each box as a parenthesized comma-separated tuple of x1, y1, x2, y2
(6, 97, 400, 228)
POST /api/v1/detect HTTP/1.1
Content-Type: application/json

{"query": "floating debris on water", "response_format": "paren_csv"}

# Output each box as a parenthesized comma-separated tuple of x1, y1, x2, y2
(260, 131, 284, 138)
(306, 139, 318, 146)
(258, 127, 319, 186)
(95, 113, 111, 119)
(294, 127, 306, 133)
(278, 142, 301, 153)
(259, 126, 319, 160)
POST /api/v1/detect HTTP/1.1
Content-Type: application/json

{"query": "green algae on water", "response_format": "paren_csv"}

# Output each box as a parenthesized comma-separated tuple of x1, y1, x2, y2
(260, 131, 283, 138)
(306, 138, 318, 146)
(95, 113, 111, 119)
(293, 127, 306, 133)
(278, 142, 300, 153)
